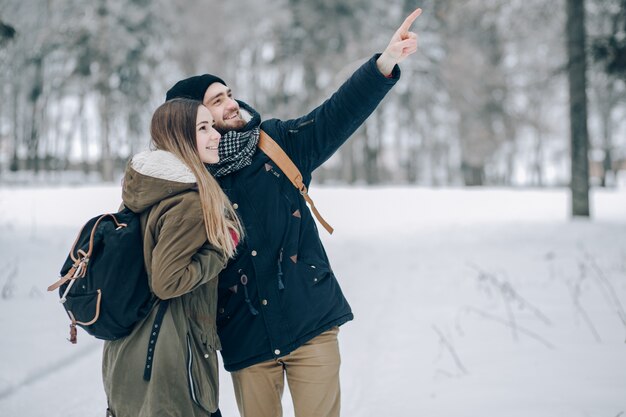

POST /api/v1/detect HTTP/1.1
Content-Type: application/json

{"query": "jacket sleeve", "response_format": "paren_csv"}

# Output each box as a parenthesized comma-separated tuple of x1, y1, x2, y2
(149, 204, 225, 300)
(269, 54, 400, 177)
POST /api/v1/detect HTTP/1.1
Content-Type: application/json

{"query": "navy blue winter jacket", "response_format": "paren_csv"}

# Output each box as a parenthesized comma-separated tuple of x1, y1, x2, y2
(216, 54, 400, 371)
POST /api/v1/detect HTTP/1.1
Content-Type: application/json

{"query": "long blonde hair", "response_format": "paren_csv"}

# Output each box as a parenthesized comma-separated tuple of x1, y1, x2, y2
(150, 98, 243, 260)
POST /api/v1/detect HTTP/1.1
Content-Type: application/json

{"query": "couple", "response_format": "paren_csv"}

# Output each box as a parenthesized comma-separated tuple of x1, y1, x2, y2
(102, 8, 421, 417)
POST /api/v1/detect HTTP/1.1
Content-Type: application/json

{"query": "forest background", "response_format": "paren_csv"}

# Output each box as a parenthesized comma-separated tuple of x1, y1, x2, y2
(0, 0, 625, 189)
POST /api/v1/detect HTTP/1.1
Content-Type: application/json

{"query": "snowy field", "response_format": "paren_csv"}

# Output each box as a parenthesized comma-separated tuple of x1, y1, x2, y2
(0, 184, 625, 417)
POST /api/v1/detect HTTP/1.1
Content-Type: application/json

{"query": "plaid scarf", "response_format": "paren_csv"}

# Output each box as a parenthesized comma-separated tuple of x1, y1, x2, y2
(207, 101, 261, 178)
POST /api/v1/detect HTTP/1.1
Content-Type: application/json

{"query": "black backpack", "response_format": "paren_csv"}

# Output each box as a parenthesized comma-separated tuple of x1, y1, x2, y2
(48, 207, 156, 343)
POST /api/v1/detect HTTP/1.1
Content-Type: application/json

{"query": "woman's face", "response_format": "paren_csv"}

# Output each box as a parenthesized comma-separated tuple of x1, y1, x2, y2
(195, 105, 221, 164)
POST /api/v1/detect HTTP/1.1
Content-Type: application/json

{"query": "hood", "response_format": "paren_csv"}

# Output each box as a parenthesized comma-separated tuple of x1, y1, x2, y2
(122, 150, 198, 213)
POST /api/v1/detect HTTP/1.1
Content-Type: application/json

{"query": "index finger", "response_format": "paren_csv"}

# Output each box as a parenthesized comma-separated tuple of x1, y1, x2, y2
(399, 8, 422, 36)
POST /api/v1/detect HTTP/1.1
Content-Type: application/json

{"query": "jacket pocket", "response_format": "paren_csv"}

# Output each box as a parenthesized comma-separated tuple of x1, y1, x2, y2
(298, 260, 332, 287)
(63, 290, 100, 325)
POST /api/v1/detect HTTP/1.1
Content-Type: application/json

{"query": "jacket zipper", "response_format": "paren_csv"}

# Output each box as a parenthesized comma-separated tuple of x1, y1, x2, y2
(186, 333, 201, 407)
(288, 119, 314, 133)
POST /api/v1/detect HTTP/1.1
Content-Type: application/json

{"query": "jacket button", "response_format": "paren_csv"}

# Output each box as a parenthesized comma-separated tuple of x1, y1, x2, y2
(251, 250, 257, 256)
(204, 353, 209, 359)
(274, 349, 281, 355)
(261, 299, 268, 306)
(233, 203, 239, 209)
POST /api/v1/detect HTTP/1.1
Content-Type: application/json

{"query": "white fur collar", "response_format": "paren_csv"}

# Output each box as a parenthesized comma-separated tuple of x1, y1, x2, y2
(131, 150, 196, 183)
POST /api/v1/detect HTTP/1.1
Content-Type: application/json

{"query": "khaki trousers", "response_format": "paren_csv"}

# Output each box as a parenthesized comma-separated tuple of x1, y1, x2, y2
(231, 327, 341, 417)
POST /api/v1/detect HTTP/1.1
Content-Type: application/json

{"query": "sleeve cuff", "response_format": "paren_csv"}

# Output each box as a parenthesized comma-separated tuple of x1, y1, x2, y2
(370, 53, 401, 81)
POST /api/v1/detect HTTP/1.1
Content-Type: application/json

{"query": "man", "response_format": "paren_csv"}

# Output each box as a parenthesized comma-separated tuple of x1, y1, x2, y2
(165, 8, 421, 417)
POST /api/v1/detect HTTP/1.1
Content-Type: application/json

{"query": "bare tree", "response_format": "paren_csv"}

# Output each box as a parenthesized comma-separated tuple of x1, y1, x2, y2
(566, 0, 591, 217)
(436, 0, 514, 186)
(588, 0, 626, 187)
(591, 0, 626, 79)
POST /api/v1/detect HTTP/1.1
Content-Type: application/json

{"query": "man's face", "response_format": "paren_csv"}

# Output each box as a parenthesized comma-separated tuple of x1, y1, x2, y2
(202, 83, 247, 134)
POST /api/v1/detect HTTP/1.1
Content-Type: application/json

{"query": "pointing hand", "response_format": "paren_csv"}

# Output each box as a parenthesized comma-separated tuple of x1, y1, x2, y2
(377, 8, 422, 76)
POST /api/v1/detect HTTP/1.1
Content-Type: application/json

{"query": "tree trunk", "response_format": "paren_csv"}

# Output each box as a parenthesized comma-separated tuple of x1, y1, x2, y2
(363, 112, 381, 185)
(9, 81, 20, 172)
(97, 0, 114, 182)
(78, 92, 90, 174)
(461, 161, 484, 186)
(598, 81, 614, 188)
(566, 0, 590, 217)
(99, 93, 114, 182)
(532, 125, 544, 187)
(340, 136, 358, 185)
(599, 113, 613, 188)
(27, 55, 44, 173)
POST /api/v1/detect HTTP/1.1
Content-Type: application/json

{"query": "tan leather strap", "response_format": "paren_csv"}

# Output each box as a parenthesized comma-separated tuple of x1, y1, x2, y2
(77, 214, 127, 262)
(258, 130, 334, 234)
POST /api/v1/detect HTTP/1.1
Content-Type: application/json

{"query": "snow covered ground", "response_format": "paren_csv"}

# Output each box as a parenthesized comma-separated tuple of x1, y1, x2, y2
(0, 185, 625, 417)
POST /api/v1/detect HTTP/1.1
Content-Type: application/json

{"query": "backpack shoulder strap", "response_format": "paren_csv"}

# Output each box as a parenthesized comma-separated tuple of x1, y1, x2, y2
(258, 130, 334, 234)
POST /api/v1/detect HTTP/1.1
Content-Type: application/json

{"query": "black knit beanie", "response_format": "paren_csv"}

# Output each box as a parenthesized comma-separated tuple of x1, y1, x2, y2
(165, 74, 227, 102)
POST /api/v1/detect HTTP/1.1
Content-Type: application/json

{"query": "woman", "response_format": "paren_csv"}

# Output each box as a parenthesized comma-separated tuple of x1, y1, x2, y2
(102, 98, 243, 417)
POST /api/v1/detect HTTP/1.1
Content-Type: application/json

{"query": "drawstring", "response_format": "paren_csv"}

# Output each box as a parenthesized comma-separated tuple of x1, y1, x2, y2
(277, 249, 285, 290)
(240, 274, 258, 316)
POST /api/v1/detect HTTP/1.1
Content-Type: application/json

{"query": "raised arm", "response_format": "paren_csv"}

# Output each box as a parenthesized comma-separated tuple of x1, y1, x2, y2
(265, 7, 423, 178)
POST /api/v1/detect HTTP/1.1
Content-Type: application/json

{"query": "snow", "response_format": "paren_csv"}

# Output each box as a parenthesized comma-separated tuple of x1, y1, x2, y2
(0, 185, 625, 417)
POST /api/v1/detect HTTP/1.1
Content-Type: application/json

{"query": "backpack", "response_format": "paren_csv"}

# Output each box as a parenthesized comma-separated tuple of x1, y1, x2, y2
(47, 207, 156, 343)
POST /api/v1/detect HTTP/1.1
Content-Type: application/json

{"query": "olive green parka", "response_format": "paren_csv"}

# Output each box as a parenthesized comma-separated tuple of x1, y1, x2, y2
(102, 150, 226, 417)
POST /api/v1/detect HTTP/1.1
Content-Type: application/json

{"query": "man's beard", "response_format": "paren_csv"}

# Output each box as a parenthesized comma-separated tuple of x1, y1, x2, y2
(215, 117, 247, 134)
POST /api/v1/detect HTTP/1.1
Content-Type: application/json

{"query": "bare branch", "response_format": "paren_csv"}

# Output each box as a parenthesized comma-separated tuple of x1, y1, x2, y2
(432, 324, 469, 375)
(460, 306, 555, 350)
